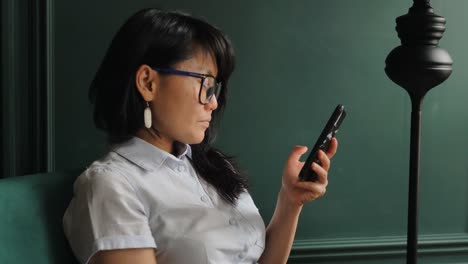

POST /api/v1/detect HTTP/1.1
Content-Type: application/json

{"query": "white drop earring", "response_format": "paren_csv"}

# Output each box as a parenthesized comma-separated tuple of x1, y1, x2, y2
(144, 102, 152, 128)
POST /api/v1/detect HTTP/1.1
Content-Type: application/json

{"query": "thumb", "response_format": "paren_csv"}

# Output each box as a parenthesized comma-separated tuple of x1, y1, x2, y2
(287, 145, 308, 163)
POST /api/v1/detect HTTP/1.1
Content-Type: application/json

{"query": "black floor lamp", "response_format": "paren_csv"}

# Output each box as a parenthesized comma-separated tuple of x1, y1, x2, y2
(385, 0, 453, 263)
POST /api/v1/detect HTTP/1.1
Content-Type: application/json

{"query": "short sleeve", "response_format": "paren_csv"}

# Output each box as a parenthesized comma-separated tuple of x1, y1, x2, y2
(63, 166, 156, 264)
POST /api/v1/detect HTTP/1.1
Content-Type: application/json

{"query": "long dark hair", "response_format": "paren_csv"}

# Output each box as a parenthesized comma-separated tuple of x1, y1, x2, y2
(89, 8, 248, 205)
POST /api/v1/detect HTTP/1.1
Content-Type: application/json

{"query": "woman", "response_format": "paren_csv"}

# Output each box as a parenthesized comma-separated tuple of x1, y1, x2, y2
(63, 8, 338, 264)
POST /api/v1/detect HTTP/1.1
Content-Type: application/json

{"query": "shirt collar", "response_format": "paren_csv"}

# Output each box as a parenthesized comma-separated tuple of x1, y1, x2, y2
(111, 137, 192, 171)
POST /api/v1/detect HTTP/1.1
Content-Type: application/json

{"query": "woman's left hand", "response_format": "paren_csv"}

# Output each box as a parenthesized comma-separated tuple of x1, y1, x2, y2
(280, 138, 338, 207)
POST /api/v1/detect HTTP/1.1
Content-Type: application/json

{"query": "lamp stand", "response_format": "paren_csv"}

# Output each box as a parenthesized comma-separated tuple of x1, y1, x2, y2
(385, 0, 453, 263)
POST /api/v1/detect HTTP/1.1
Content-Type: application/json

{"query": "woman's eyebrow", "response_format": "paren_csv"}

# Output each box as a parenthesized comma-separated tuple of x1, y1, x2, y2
(193, 65, 216, 77)
(207, 70, 216, 77)
(201, 68, 216, 77)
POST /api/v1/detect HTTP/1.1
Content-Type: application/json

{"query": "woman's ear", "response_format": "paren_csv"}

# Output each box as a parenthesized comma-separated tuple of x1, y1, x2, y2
(135, 64, 159, 101)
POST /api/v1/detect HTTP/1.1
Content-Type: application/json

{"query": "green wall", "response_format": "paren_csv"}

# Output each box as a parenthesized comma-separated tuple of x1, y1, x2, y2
(51, 0, 468, 263)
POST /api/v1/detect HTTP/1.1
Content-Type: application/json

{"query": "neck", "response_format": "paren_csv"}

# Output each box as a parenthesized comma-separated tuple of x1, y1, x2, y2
(135, 128, 175, 155)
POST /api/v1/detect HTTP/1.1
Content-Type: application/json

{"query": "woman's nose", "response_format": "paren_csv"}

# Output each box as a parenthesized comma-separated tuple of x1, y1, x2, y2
(206, 95, 218, 110)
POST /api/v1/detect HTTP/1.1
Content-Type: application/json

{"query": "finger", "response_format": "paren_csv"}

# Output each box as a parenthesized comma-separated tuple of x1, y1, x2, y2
(312, 162, 329, 184)
(287, 145, 308, 165)
(315, 185, 327, 199)
(326, 137, 338, 158)
(295, 180, 327, 196)
(296, 166, 328, 188)
(316, 150, 331, 171)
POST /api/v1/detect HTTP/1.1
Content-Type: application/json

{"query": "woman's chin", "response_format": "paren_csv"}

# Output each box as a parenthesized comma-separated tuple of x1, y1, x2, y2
(185, 132, 205, 145)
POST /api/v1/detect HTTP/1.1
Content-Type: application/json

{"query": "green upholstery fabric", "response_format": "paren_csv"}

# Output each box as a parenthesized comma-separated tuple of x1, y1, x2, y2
(0, 170, 82, 264)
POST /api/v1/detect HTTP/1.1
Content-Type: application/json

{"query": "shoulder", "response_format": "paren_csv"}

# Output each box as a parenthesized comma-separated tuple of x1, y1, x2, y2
(73, 153, 141, 197)
(63, 153, 156, 264)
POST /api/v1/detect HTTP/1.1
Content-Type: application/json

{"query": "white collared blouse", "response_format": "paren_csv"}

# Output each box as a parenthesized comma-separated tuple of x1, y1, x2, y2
(63, 137, 266, 264)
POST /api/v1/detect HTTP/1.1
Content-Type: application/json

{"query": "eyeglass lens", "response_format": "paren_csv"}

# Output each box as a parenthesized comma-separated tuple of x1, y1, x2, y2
(200, 77, 220, 104)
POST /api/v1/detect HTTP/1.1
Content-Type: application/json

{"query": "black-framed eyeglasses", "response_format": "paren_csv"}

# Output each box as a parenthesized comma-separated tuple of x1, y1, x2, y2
(153, 67, 222, 105)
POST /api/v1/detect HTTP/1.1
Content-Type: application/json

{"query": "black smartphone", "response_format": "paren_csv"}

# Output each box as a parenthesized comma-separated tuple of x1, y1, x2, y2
(298, 104, 346, 182)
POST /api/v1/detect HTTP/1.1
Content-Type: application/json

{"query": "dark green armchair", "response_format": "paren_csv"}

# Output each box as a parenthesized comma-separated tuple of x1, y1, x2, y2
(0, 170, 81, 264)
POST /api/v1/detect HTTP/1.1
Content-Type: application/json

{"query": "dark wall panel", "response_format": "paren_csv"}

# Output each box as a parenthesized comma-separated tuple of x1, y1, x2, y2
(1, 0, 49, 177)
